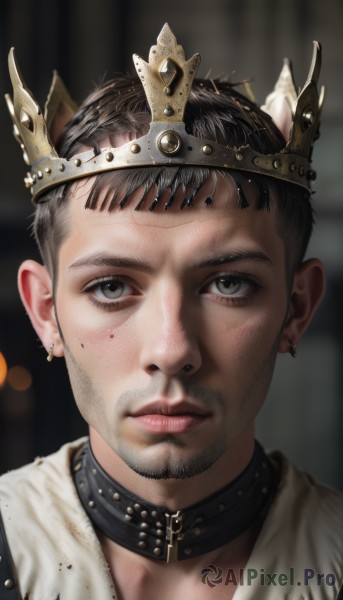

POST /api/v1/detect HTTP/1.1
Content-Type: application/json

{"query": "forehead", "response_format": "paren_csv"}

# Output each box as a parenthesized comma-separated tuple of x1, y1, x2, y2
(59, 174, 284, 266)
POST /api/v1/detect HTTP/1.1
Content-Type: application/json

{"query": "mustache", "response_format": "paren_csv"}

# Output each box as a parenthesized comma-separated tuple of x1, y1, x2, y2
(115, 379, 227, 415)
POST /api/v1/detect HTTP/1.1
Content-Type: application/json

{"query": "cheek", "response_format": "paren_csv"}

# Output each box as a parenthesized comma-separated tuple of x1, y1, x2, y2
(214, 318, 280, 422)
(213, 311, 282, 360)
(207, 311, 285, 395)
(59, 309, 138, 375)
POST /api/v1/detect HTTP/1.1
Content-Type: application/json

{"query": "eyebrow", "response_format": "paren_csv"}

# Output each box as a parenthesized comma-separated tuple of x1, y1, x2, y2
(69, 250, 274, 272)
(69, 255, 155, 273)
(193, 251, 275, 270)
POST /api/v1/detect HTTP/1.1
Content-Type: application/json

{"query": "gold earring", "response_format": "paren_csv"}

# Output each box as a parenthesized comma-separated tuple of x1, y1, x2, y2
(289, 340, 297, 358)
(47, 343, 54, 362)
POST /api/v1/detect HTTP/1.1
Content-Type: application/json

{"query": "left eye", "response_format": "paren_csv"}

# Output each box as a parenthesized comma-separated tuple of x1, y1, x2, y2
(210, 276, 248, 296)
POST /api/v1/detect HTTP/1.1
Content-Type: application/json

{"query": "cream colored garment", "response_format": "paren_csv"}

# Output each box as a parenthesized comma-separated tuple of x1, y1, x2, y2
(0, 439, 342, 600)
(234, 451, 343, 599)
(0, 439, 116, 600)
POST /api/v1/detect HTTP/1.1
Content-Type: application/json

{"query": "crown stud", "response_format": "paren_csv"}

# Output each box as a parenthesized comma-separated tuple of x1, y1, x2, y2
(157, 130, 182, 155)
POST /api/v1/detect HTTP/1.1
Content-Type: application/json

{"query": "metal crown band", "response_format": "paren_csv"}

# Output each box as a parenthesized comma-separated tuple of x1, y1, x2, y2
(5, 24, 324, 204)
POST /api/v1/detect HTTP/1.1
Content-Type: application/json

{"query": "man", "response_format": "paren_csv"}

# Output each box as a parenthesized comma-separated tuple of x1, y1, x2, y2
(0, 24, 341, 600)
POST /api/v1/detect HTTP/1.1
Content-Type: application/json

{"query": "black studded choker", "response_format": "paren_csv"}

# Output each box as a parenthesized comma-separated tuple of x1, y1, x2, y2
(72, 440, 279, 563)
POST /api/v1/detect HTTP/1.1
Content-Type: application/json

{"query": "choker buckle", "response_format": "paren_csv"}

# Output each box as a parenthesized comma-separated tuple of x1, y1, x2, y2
(165, 510, 183, 563)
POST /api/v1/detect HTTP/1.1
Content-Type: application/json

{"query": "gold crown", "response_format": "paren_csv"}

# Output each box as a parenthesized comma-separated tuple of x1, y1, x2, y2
(5, 23, 324, 204)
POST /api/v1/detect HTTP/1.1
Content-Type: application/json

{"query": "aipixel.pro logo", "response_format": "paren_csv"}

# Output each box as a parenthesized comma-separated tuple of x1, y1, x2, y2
(201, 564, 223, 588)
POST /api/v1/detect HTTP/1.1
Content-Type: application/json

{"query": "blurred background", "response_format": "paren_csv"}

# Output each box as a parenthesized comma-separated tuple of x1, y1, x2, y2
(0, 0, 342, 488)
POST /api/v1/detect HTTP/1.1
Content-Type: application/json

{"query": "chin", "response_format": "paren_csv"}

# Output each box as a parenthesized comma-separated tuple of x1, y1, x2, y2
(118, 439, 227, 480)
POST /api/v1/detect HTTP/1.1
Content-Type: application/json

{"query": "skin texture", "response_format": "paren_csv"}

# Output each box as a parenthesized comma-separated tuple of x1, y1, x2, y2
(18, 174, 325, 510)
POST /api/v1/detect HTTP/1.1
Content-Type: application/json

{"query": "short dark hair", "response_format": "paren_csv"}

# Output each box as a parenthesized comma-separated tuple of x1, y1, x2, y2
(33, 75, 314, 277)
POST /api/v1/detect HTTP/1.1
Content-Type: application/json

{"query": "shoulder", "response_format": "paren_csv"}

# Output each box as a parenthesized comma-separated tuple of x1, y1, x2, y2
(248, 451, 343, 598)
(0, 437, 91, 551)
(0, 437, 87, 491)
(0, 437, 91, 542)
(0, 438, 115, 599)
(270, 450, 343, 528)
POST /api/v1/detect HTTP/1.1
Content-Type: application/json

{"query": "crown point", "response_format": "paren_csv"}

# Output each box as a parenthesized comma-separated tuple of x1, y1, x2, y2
(158, 23, 176, 44)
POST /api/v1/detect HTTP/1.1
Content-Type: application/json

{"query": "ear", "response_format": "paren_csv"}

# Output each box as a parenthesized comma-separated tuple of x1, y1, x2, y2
(278, 258, 325, 353)
(18, 260, 64, 358)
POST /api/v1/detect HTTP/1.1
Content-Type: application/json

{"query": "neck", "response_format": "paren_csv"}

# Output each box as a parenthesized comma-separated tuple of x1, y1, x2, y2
(89, 427, 255, 510)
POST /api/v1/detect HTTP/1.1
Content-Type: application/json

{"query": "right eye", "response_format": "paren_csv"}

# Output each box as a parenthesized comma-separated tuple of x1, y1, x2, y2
(94, 279, 128, 300)
(84, 276, 137, 309)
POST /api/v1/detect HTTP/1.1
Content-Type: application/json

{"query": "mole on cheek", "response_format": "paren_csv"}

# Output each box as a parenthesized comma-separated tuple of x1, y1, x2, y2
(110, 334, 114, 339)
(80, 343, 85, 348)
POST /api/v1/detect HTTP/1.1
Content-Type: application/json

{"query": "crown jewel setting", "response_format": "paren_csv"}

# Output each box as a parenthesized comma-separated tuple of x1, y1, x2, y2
(5, 24, 324, 204)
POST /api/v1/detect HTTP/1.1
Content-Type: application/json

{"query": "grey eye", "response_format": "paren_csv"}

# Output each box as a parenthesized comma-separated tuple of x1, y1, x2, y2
(215, 277, 242, 295)
(98, 280, 125, 299)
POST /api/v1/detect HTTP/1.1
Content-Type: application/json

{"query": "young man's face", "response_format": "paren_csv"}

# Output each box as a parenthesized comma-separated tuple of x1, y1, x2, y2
(53, 175, 290, 478)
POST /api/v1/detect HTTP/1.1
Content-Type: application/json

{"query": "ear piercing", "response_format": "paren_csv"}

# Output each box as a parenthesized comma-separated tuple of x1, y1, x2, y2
(288, 340, 297, 358)
(47, 343, 55, 362)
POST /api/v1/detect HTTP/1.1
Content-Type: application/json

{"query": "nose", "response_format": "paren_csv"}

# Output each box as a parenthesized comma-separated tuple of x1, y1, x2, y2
(140, 286, 202, 377)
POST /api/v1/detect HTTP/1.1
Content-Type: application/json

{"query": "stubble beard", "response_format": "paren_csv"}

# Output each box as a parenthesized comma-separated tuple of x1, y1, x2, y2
(62, 342, 230, 479)
(116, 433, 228, 480)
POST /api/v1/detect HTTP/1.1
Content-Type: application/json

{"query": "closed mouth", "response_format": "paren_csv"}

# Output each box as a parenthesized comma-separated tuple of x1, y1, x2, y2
(130, 400, 211, 418)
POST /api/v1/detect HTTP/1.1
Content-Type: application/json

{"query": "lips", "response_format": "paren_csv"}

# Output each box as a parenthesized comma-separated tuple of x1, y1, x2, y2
(129, 400, 211, 434)
(131, 400, 210, 417)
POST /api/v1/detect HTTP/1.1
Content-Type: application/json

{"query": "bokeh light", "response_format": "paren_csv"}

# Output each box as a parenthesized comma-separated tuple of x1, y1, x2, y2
(7, 366, 32, 392)
(0, 352, 8, 387)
